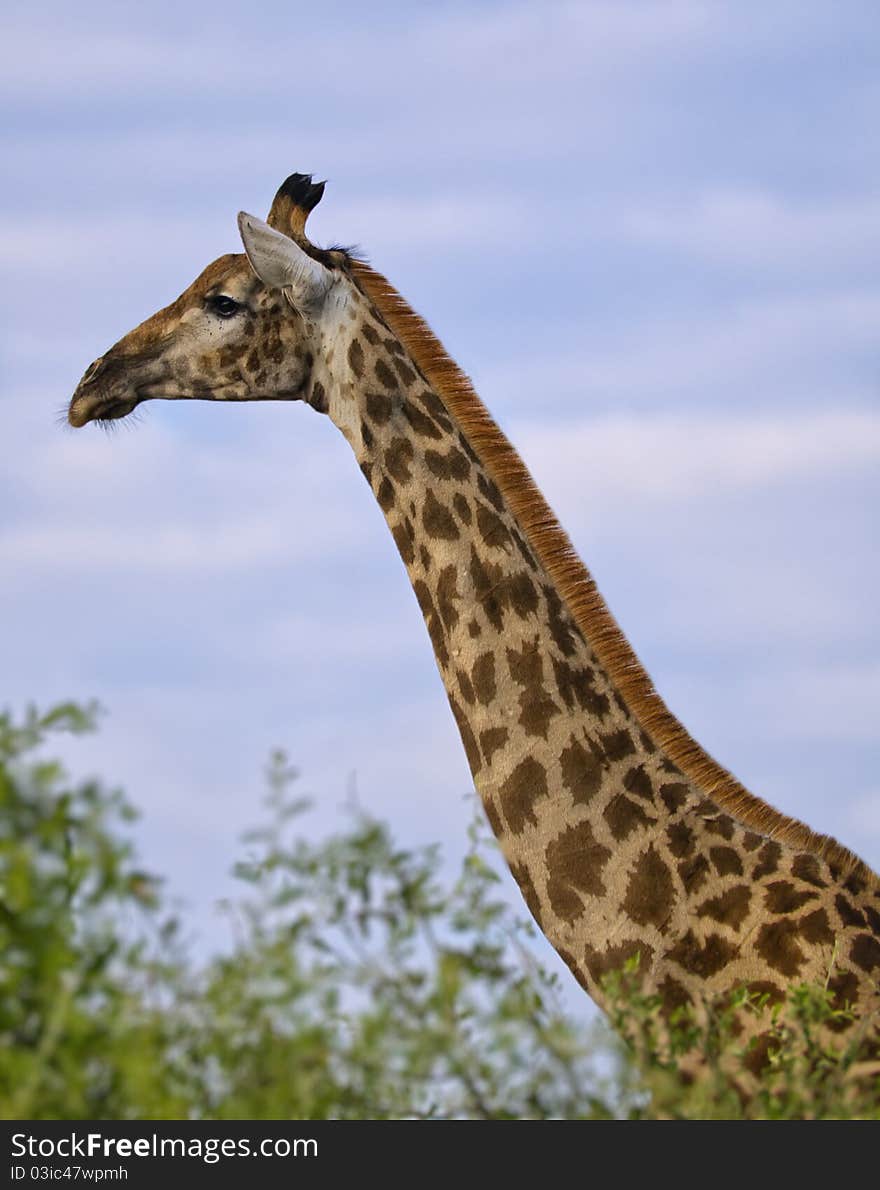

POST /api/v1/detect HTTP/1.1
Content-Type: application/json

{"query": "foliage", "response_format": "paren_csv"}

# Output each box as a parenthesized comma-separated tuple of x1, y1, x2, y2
(0, 703, 878, 1119)
(602, 959, 880, 1119)
(0, 703, 615, 1119)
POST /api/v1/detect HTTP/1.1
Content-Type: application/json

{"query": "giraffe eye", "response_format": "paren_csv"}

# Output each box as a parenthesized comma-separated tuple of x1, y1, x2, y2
(207, 294, 241, 319)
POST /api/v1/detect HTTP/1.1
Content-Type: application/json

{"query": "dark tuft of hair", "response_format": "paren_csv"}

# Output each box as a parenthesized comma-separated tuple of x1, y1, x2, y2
(276, 172, 326, 213)
(332, 243, 365, 261)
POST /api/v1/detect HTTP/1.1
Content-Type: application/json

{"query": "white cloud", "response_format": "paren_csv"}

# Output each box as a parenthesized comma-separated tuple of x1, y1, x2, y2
(243, 610, 420, 668)
(1, 409, 375, 575)
(0, 3, 717, 102)
(0, 214, 228, 273)
(847, 791, 880, 839)
(757, 663, 880, 745)
(619, 189, 880, 271)
(483, 287, 880, 410)
(4, 520, 294, 572)
(516, 407, 880, 504)
(326, 194, 530, 250)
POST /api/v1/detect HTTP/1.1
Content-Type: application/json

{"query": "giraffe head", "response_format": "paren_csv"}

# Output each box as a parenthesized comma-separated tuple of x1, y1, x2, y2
(67, 174, 346, 427)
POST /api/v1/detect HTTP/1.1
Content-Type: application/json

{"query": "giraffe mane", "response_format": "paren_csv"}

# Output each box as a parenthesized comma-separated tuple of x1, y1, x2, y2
(349, 257, 877, 887)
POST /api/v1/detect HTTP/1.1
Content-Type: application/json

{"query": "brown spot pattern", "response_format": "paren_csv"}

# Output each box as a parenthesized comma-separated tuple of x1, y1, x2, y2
(698, 885, 752, 931)
(659, 975, 693, 1015)
(604, 794, 655, 841)
(477, 471, 505, 511)
(403, 401, 442, 439)
(659, 782, 688, 814)
(677, 853, 711, 894)
(374, 358, 397, 389)
(365, 390, 392, 424)
(764, 881, 817, 914)
(835, 894, 866, 928)
(456, 668, 475, 705)
(755, 919, 805, 977)
(423, 491, 460, 540)
(850, 933, 880, 973)
(476, 503, 511, 550)
(705, 815, 735, 841)
(585, 940, 654, 987)
(435, 564, 460, 632)
(752, 841, 782, 880)
(471, 653, 496, 705)
(791, 853, 827, 888)
(622, 846, 675, 931)
(551, 657, 611, 718)
(479, 727, 508, 765)
(348, 338, 364, 377)
(385, 437, 414, 482)
(623, 764, 654, 802)
(469, 548, 504, 632)
(506, 638, 559, 739)
(600, 728, 636, 762)
(543, 585, 577, 656)
(393, 357, 417, 387)
(545, 820, 611, 922)
(709, 846, 743, 877)
(376, 477, 395, 511)
(498, 756, 547, 835)
(560, 736, 604, 806)
(668, 930, 738, 978)
(666, 821, 694, 858)
(425, 446, 470, 481)
(507, 572, 539, 619)
(799, 907, 834, 945)
(511, 527, 537, 570)
(453, 493, 472, 524)
(414, 388, 454, 431)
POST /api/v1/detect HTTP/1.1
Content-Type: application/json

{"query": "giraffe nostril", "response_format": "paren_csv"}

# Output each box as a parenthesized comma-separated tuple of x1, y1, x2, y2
(81, 356, 105, 386)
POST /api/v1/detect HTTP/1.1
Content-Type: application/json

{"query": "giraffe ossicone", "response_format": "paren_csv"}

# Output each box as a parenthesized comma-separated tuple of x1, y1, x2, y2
(68, 171, 880, 1084)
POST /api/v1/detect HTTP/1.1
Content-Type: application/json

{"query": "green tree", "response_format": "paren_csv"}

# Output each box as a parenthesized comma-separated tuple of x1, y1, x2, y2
(1, 703, 878, 1120)
(0, 703, 184, 1117)
(0, 704, 616, 1119)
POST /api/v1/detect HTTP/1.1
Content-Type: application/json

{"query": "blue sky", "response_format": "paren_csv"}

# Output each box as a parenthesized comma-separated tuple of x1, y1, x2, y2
(2, 1, 878, 1008)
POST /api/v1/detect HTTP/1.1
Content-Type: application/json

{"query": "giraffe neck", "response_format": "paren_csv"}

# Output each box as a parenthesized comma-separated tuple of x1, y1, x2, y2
(310, 277, 880, 1033)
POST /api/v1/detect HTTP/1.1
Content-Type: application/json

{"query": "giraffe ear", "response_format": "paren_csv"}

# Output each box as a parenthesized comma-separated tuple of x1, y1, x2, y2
(237, 212, 333, 308)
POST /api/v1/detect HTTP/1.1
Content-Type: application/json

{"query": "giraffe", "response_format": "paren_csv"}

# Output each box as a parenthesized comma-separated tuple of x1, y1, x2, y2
(68, 173, 880, 1083)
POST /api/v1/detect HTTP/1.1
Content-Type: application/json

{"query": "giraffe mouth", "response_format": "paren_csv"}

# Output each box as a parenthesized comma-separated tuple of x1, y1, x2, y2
(67, 351, 160, 427)
(68, 395, 139, 428)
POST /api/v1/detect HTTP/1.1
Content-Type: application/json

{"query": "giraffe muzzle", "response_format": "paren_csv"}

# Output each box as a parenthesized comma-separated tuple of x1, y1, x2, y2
(68, 355, 140, 427)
